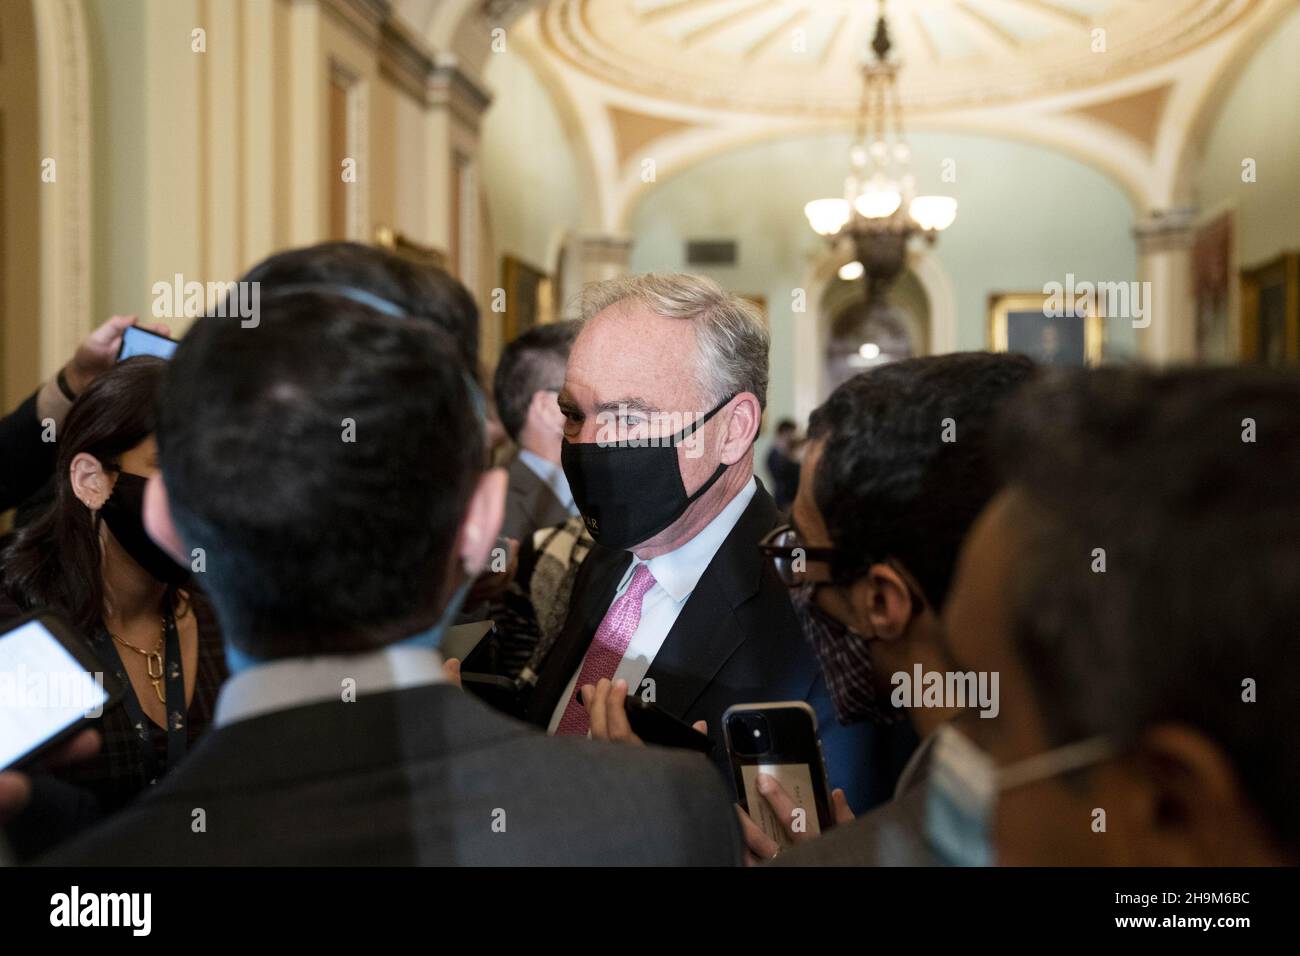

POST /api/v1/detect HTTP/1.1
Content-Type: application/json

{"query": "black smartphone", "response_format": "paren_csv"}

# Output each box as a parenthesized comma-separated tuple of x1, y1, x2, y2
(0, 612, 125, 771)
(117, 324, 179, 362)
(723, 701, 832, 847)
(624, 696, 713, 754)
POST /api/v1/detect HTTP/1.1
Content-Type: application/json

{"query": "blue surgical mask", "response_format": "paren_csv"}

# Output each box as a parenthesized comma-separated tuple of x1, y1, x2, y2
(925, 723, 1113, 866)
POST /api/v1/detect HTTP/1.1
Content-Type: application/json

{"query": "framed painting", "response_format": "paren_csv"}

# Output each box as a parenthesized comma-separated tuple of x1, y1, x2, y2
(501, 255, 554, 343)
(374, 225, 448, 271)
(1240, 252, 1299, 367)
(1192, 212, 1234, 362)
(988, 291, 1103, 367)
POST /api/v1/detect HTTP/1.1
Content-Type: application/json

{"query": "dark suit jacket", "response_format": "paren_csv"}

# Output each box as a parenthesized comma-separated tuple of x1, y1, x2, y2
(0, 391, 56, 513)
(518, 480, 917, 813)
(501, 453, 573, 546)
(41, 682, 743, 866)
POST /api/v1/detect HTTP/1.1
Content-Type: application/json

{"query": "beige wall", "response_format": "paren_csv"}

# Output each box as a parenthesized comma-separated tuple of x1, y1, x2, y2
(1194, 3, 1300, 270)
(0, 0, 42, 408)
(77, 0, 475, 340)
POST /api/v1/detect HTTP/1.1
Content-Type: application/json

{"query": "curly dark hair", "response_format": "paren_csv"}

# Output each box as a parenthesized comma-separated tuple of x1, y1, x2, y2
(808, 352, 1037, 608)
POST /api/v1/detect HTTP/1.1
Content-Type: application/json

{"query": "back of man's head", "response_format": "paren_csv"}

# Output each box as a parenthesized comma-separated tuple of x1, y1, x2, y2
(158, 292, 484, 659)
(240, 241, 480, 372)
(996, 365, 1300, 857)
(808, 352, 1037, 609)
(493, 321, 580, 443)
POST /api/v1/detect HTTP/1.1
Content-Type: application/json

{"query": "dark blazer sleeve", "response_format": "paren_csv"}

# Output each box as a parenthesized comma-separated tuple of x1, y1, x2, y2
(0, 391, 57, 512)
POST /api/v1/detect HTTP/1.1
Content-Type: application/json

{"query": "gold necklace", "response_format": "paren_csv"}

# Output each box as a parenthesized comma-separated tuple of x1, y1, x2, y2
(111, 618, 166, 704)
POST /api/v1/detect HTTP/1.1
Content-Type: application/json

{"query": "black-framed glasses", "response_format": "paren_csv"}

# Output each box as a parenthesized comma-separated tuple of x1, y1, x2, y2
(758, 523, 843, 587)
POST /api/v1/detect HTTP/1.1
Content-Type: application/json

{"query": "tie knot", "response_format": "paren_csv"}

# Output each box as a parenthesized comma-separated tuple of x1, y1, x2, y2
(626, 563, 656, 600)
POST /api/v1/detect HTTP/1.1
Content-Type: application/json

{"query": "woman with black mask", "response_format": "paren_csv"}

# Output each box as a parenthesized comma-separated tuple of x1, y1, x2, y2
(1, 356, 227, 814)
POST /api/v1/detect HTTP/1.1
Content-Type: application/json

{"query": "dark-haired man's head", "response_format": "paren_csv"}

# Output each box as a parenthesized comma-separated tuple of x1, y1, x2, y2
(773, 418, 798, 453)
(790, 352, 1036, 729)
(493, 321, 580, 462)
(943, 367, 1300, 865)
(240, 241, 480, 372)
(141, 292, 505, 661)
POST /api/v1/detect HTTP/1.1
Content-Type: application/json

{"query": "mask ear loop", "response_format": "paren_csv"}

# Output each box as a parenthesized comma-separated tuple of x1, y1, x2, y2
(997, 737, 1116, 792)
(671, 394, 738, 506)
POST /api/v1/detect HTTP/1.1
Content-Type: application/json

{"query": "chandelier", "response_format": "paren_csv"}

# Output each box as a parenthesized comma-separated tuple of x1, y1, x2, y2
(804, 1, 956, 311)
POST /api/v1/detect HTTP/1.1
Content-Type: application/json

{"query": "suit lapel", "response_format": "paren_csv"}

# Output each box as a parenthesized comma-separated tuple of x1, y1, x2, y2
(525, 544, 633, 723)
(644, 482, 782, 719)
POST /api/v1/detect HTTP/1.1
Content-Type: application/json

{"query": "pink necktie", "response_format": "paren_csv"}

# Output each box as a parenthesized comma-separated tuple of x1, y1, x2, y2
(556, 563, 657, 736)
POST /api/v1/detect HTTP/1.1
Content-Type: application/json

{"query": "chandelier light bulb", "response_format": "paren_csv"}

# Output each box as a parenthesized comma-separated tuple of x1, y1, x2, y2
(838, 260, 865, 281)
(805, 198, 851, 236)
(909, 195, 958, 232)
(854, 178, 902, 219)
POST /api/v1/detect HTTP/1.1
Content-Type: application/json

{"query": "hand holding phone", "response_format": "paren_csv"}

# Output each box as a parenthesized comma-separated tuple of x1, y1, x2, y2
(724, 702, 833, 850)
(116, 324, 179, 362)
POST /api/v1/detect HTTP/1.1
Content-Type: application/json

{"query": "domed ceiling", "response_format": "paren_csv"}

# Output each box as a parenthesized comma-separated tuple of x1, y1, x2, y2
(537, 0, 1256, 115)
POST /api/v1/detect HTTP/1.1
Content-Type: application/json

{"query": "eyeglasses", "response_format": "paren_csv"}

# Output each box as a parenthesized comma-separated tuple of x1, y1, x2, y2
(758, 523, 843, 587)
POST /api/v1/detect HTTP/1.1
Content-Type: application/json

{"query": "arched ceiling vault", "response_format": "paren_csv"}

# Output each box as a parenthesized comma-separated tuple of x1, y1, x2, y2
(397, 0, 1294, 232)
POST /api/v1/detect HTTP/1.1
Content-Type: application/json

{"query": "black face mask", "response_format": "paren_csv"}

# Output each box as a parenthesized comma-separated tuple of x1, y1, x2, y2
(99, 472, 191, 587)
(561, 395, 734, 551)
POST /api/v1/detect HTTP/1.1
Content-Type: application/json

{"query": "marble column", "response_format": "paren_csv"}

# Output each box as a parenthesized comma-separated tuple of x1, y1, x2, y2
(1133, 207, 1197, 365)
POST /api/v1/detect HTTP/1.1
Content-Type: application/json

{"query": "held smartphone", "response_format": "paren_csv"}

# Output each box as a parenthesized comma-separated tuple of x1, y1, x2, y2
(723, 701, 833, 848)
(625, 696, 714, 754)
(116, 324, 179, 362)
(0, 612, 125, 771)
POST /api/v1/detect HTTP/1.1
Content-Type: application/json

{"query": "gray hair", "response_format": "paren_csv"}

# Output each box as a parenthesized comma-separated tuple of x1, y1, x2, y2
(579, 273, 769, 410)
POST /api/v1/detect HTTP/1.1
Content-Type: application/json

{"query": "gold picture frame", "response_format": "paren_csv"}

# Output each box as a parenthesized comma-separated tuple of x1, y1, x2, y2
(1240, 252, 1299, 367)
(374, 225, 448, 271)
(500, 255, 554, 343)
(988, 291, 1103, 367)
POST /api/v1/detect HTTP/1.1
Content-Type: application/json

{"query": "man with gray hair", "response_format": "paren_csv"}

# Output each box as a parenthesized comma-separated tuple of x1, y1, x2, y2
(497, 272, 886, 815)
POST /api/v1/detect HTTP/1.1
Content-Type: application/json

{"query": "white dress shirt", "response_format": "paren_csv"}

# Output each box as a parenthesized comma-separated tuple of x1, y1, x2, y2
(547, 476, 757, 733)
(214, 645, 447, 729)
(518, 448, 579, 515)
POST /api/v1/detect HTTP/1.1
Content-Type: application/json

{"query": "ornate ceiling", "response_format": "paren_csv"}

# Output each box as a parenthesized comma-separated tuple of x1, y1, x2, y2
(537, 0, 1257, 115)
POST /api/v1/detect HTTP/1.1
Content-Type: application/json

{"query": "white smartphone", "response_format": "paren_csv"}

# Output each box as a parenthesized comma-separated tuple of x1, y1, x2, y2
(0, 613, 123, 771)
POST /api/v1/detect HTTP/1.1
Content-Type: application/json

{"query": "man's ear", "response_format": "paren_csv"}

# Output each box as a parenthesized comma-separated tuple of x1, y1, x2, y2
(531, 388, 565, 438)
(847, 564, 916, 641)
(718, 392, 761, 465)
(458, 467, 507, 575)
(143, 472, 188, 564)
(69, 453, 111, 511)
(1110, 723, 1283, 865)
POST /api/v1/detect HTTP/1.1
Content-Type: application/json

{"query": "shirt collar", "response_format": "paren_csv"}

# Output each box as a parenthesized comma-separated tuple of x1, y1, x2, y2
(518, 448, 576, 512)
(637, 476, 757, 604)
(213, 645, 446, 729)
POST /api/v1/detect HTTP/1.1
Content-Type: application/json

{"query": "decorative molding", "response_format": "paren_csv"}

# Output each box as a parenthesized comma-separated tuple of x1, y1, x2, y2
(537, 0, 1257, 117)
(430, 59, 493, 131)
(320, 0, 390, 45)
(380, 16, 436, 104)
(1134, 207, 1198, 254)
(33, 0, 93, 378)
